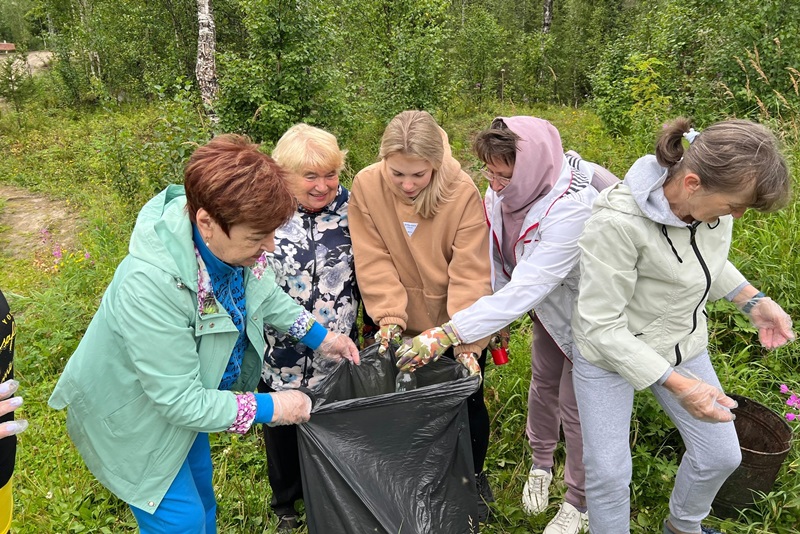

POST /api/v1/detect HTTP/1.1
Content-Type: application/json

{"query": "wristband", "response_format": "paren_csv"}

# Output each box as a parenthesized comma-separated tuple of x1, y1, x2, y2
(741, 291, 766, 314)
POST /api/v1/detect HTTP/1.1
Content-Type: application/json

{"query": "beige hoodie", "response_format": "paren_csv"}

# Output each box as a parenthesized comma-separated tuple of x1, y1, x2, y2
(349, 131, 491, 355)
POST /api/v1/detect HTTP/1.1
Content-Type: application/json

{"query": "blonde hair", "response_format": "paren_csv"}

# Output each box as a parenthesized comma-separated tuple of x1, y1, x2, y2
(379, 110, 453, 218)
(272, 123, 347, 175)
(656, 117, 791, 212)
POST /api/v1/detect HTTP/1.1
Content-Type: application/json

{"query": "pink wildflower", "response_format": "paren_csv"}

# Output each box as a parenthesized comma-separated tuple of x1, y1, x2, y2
(53, 244, 63, 260)
(780, 384, 790, 394)
(786, 413, 797, 421)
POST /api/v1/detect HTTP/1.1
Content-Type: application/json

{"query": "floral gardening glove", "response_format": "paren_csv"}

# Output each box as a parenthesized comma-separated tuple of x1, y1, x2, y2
(456, 352, 481, 376)
(375, 324, 403, 355)
(497, 327, 510, 350)
(396, 322, 461, 371)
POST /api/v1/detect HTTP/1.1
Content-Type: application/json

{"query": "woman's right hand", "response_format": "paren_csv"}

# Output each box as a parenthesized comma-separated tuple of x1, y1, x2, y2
(0, 380, 28, 439)
(665, 372, 737, 423)
(269, 390, 313, 426)
(375, 324, 403, 355)
(318, 332, 361, 365)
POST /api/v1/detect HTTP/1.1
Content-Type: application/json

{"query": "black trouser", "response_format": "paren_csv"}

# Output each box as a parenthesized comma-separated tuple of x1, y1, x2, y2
(463, 349, 490, 475)
(442, 347, 490, 475)
(258, 380, 303, 517)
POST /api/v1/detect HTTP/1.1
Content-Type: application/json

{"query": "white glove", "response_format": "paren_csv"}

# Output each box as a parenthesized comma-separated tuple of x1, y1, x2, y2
(317, 331, 361, 365)
(269, 390, 312, 426)
(747, 297, 795, 349)
(671, 372, 737, 423)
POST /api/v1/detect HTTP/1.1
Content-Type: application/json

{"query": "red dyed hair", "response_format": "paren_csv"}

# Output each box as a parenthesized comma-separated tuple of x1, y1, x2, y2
(184, 134, 297, 234)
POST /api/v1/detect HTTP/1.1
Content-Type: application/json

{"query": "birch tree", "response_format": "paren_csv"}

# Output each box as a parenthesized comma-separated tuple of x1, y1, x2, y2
(196, 0, 218, 118)
(542, 0, 554, 33)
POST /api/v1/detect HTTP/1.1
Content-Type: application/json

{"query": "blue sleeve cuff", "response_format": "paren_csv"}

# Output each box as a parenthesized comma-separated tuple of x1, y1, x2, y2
(301, 322, 328, 350)
(253, 393, 275, 424)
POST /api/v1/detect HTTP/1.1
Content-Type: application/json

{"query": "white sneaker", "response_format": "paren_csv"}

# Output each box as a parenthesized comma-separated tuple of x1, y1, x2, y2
(543, 502, 589, 534)
(521, 467, 552, 515)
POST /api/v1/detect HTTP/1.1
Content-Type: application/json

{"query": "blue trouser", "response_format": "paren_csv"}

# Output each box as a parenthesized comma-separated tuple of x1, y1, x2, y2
(131, 434, 217, 533)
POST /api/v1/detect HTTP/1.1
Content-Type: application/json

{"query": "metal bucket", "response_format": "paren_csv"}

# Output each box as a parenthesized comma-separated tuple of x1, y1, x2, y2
(712, 394, 792, 518)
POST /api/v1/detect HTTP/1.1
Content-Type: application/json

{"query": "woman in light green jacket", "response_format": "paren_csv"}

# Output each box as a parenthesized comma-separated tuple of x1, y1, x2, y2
(572, 119, 794, 534)
(49, 135, 359, 533)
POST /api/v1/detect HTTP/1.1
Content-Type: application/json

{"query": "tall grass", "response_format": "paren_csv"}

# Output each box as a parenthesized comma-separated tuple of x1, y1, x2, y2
(0, 98, 798, 533)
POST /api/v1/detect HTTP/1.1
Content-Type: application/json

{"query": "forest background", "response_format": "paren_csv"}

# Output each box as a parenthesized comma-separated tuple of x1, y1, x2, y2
(1, 0, 799, 532)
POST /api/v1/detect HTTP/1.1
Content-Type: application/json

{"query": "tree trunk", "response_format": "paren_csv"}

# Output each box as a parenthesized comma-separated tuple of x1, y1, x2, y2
(542, 0, 554, 33)
(196, 0, 218, 118)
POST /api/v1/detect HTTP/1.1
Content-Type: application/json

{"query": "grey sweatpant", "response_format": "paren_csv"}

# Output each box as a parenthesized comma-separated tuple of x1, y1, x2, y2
(572, 349, 741, 534)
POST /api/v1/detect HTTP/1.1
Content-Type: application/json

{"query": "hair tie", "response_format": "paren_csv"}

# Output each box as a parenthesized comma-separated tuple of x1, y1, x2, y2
(683, 128, 700, 145)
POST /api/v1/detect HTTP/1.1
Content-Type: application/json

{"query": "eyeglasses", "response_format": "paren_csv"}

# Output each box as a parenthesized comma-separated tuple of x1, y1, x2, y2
(480, 167, 512, 186)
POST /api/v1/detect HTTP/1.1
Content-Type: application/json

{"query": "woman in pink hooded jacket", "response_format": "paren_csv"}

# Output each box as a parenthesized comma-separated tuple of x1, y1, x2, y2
(398, 116, 618, 534)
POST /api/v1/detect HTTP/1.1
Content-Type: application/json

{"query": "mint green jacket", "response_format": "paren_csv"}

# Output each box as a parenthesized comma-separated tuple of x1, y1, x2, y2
(49, 185, 303, 512)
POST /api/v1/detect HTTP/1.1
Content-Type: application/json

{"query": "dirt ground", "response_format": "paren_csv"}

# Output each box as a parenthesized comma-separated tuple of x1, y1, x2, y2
(0, 184, 80, 259)
(25, 51, 54, 75)
(0, 50, 53, 75)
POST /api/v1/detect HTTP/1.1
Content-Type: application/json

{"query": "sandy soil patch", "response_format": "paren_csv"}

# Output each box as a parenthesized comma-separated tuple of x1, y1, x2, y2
(25, 51, 54, 75)
(0, 184, 80, 259)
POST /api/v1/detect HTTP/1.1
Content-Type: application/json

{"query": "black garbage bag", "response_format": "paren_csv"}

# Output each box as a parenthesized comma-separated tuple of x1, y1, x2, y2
(297, 344, 481, 534)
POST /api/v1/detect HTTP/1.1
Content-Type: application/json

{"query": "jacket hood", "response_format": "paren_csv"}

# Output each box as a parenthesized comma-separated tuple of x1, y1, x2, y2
(609, 155, 687, 228)
(128, 185, 199, 288)
(497, 116, 562, 212)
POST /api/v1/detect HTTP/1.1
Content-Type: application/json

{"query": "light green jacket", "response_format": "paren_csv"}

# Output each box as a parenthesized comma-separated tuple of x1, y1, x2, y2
(573, 156, 746, 390)
(49, 185, 302, 512)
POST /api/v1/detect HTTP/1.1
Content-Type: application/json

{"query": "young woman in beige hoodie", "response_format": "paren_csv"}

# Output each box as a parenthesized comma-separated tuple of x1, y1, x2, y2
(348, 110, 494, 522)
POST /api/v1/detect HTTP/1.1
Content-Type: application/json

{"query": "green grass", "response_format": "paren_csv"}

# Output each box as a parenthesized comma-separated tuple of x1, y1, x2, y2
(1, 100, 799, 533)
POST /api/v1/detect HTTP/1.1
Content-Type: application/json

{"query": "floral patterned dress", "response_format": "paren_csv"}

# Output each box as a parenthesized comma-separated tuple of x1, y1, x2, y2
(262, 185, 359, 389)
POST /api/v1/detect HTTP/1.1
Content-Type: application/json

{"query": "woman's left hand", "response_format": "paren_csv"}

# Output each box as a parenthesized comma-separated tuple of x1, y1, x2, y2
(455, 352, 481, 376)
(318, 332, 361, 365)
(396, 322, 461, 371)
(269, 390, 313, 426)
(749, 297, 795, 349)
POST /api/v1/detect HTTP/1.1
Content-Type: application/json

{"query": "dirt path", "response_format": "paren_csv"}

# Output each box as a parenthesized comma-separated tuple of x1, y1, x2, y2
(0, 184, 80, 259)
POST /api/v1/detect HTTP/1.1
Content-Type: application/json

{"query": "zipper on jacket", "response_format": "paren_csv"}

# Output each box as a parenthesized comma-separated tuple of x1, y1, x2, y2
(489, 224, 511, 279)
(675, 222, 712, 365)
